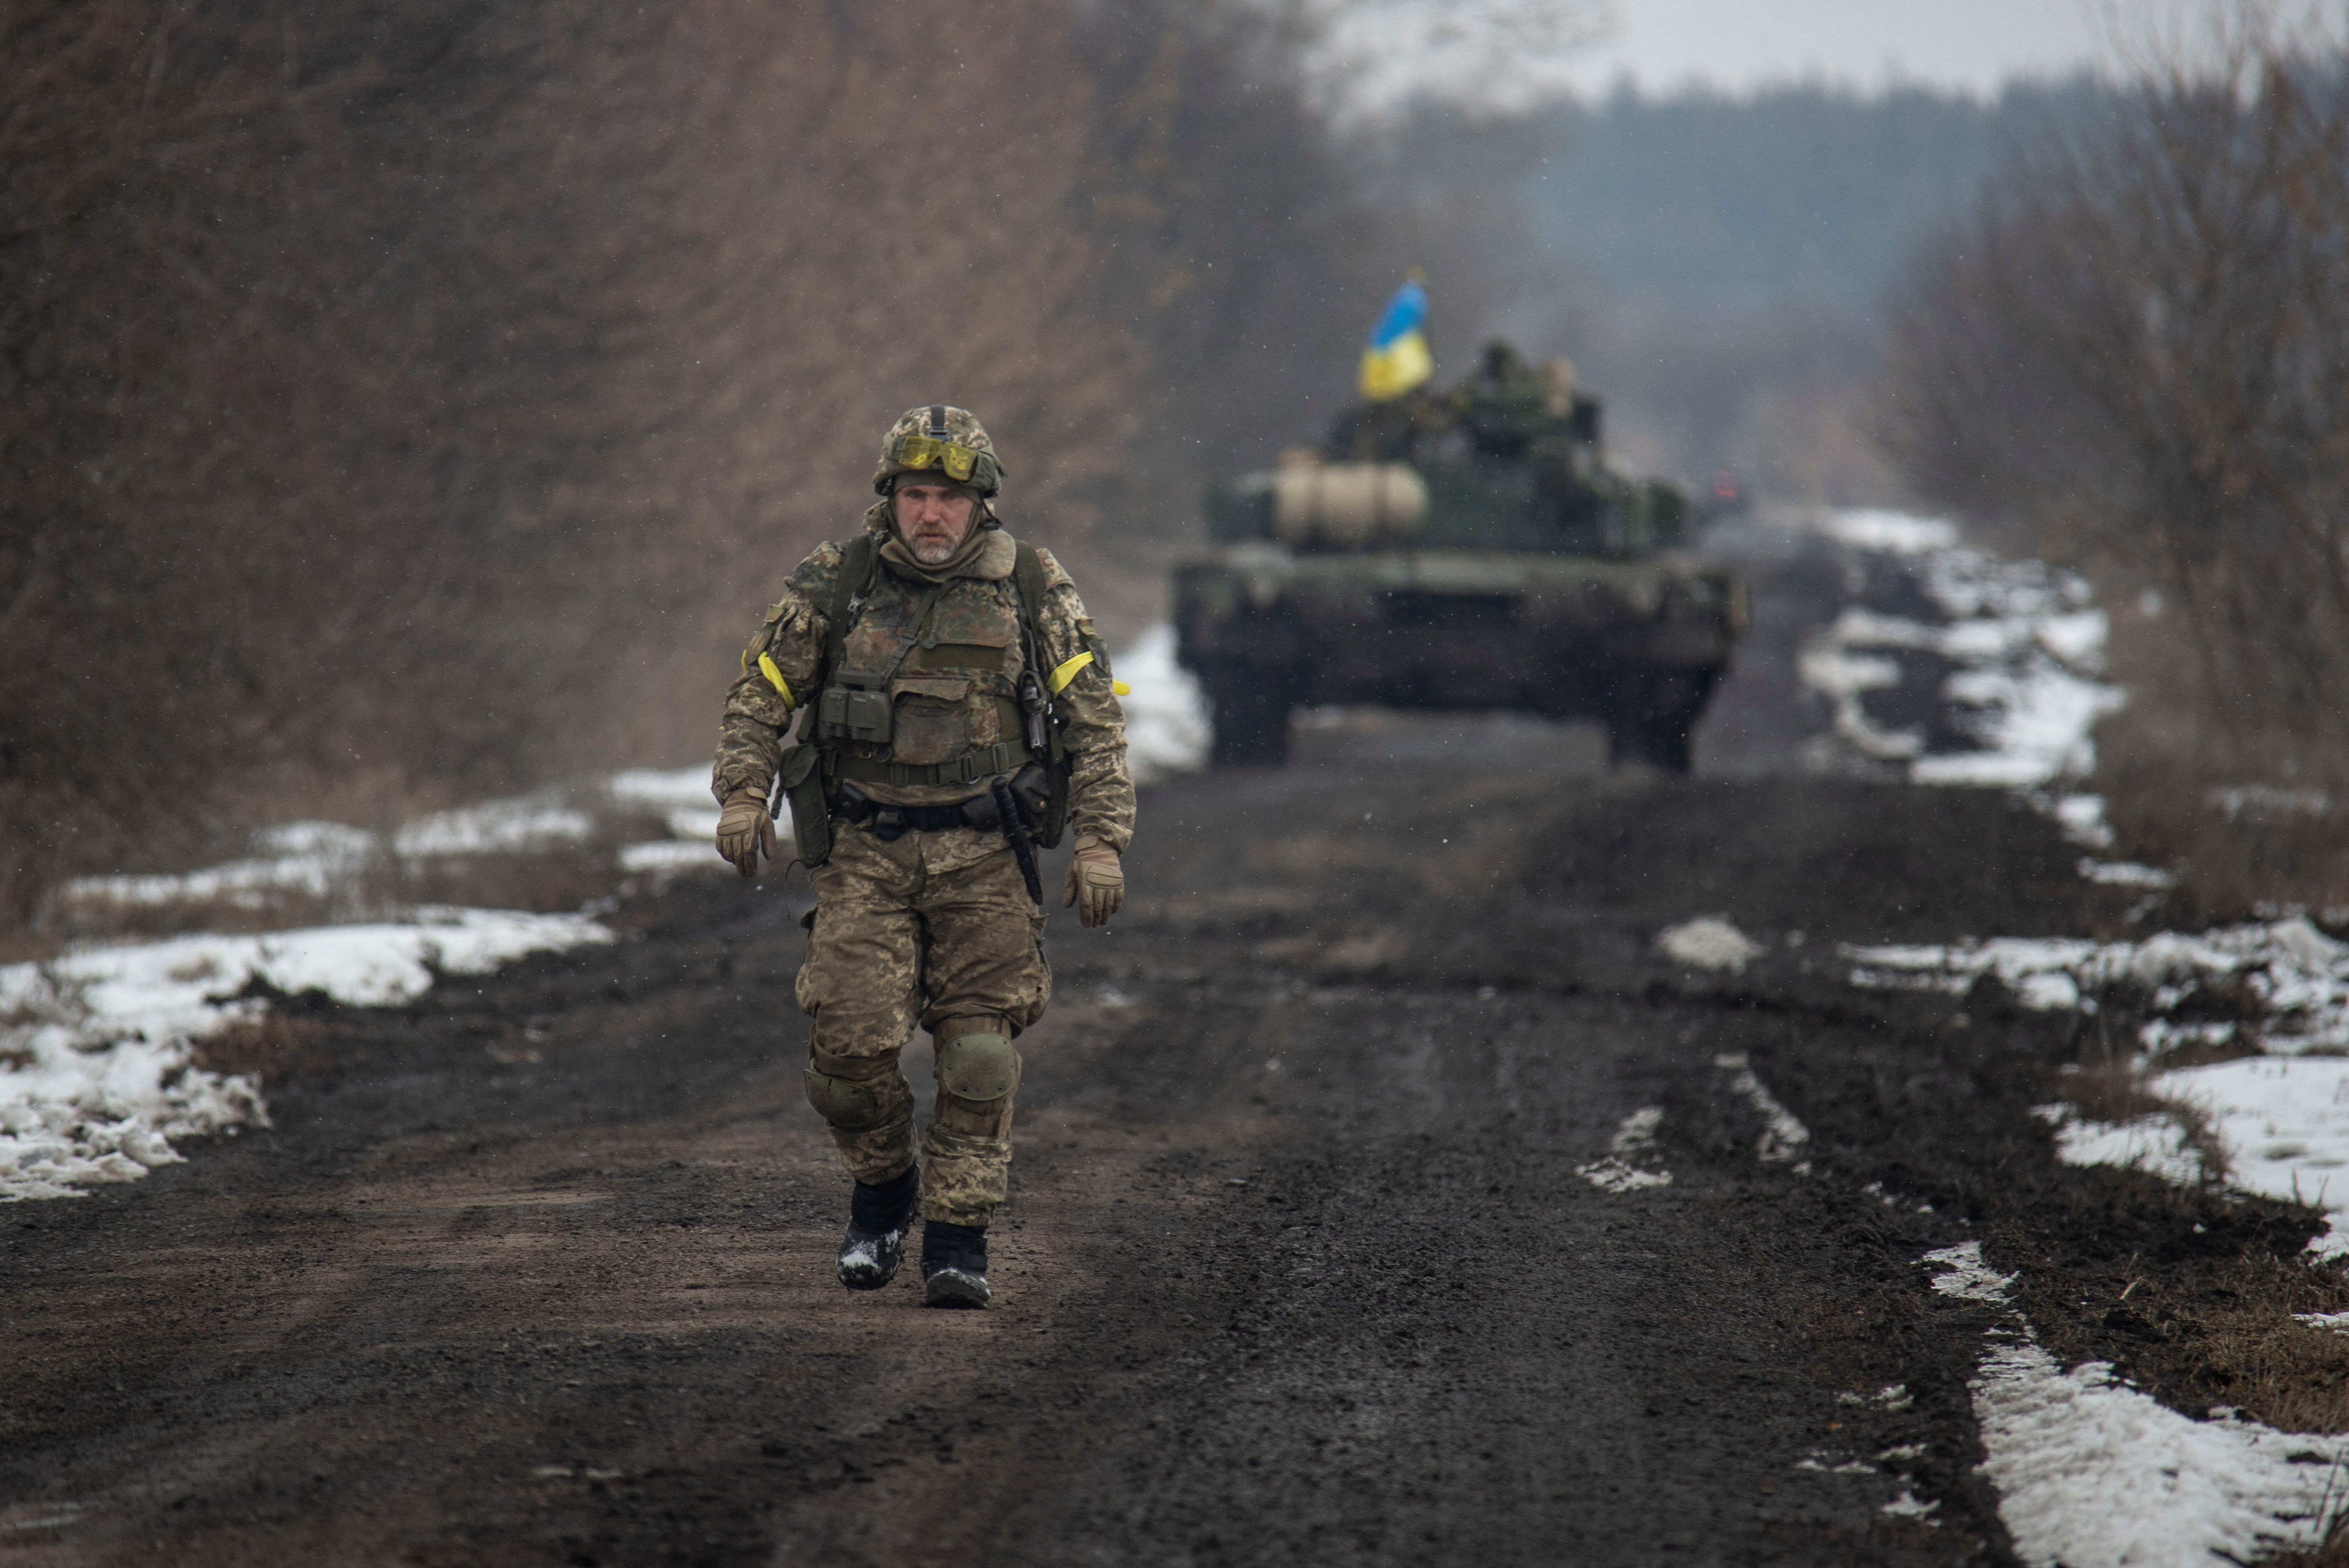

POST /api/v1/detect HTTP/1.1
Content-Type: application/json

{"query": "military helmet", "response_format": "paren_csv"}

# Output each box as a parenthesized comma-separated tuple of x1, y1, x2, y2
(873, 404, 1005, 498)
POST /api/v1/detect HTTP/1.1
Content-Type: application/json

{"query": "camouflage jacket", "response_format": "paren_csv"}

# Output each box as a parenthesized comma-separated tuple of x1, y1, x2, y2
(713, 515, 1135, 853)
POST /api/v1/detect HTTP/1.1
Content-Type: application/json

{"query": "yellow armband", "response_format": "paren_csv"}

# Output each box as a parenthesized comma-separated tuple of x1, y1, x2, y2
(757, 653, 795, 706)
(1046, 651, 1132, 698)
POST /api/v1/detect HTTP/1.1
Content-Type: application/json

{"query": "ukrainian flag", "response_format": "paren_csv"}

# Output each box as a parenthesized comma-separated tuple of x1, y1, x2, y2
(1359, 278, 1434, 402)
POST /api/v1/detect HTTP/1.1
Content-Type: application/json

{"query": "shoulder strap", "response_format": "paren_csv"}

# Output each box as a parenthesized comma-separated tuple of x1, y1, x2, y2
(1010, 539, 1072, 845)
(1012, 540, 1046, 636)
(1011, 541, 1051, 706)
(824, 533, 877, 682)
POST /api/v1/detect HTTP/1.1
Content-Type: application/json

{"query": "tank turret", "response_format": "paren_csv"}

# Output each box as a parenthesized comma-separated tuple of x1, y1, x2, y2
(1176, 339, 1746, 769)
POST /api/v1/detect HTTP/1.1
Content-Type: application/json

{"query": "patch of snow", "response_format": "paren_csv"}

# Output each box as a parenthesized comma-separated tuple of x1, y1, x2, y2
(2296, 1311, 2349, 1335)
(2076, 858, 2179, 888)
(63, 820, 379, 911)
(254, 821, 374, 858)
(1927, 1241, 2019, 1303)
(1713, 1052, 1811, 1170)
(1115, 623, 1210, 784)
(393, 798, 595, 857)
(619, 840, 726, 875)
(0, 908, 610, 1202)
(2051, 793, 2115, 851)
(1797, 637, 1919, 762)
(1797, 510, 2125, 788)
(665, 808, 723, 842)
(606, 766, 717, 814)
(1844, 919, 2349, 1054)
(1912, 643, 2121, 788)
(609, 773, 738, 877)
(66, 787, 619, 916)
(1576, 1105, 1673, 1192)
(1854, 930, 2349, 1252)
(1657, 916, 1765, 973)
(1924, 1241, 2348, 1567)
(1838, 1384, 1913, 1410)
(2034, 1106, 2207, 1187)
(2152, 1056, 2349, 1257)
(0, 977, 261, 1202)
(1880, 1489, 1940, 1520)
(2212, 785, 2331, 821)
(1815, 509, 1959, 554)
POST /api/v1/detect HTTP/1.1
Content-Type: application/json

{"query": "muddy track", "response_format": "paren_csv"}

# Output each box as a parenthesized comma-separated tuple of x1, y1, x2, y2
(1, 702, 2310, 1565)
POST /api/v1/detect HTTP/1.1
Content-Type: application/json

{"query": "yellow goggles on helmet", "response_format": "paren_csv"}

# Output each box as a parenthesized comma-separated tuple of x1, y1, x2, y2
(892, 434, 988, 483)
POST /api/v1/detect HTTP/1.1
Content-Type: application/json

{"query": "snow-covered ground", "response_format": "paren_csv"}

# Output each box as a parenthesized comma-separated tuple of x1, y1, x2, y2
(608, 765, 735, 872)
(1800, 508, 2349, 1551)
(0, 909, 610, 1202)
(63, 801, 601, 912)
(11, 630, 1207, 1207)
(1927, 1242, 2345, 1567)
(1844, 917, 2349, 1255)
(1111, 623, 1210, 785)
(1800, 510, 2349, 1248)
(1797, 508, 2125, 789)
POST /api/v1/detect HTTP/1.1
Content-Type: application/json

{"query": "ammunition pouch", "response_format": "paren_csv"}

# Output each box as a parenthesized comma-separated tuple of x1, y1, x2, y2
(817, 673, 893, 745)
(954, 763, 1051, 832)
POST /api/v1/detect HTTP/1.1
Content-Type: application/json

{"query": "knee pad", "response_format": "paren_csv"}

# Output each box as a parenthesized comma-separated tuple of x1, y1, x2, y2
(804, 1065, 894, 1131)
(935, 1031, 1021, 1103)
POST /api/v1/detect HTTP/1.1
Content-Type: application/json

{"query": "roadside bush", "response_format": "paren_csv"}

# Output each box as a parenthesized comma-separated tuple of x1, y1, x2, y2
(1882, 7, 2349, 912)
(0, 0, 1376, 928)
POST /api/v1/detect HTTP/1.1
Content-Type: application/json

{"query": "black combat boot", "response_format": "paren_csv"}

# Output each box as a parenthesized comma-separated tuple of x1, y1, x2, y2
(837, 1165, 920, 1290)
(920, 1220, 990, 1308)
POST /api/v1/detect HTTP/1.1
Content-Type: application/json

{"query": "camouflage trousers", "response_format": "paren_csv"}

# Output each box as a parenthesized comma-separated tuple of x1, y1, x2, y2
(794, 821, 1050, 1228)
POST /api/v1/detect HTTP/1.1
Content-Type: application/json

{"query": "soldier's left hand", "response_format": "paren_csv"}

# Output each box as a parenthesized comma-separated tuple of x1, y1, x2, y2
(1063, 841, 1124, 927)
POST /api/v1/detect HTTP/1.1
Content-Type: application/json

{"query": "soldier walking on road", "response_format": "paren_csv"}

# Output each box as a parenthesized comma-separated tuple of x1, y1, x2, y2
(709, 406, 1135, 1308)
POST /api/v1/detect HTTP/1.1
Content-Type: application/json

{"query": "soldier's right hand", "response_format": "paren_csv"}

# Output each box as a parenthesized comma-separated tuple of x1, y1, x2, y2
(716, 790, 776, 878)
(1063, 840, 1124, 927)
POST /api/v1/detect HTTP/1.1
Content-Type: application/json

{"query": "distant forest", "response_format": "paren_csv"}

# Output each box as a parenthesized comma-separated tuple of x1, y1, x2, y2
(1522, 80, 2104, 306)
(1359, 79, 2109, 502)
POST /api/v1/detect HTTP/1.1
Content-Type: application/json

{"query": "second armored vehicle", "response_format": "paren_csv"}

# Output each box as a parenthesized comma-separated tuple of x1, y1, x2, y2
(1174, 342, 1747, 770)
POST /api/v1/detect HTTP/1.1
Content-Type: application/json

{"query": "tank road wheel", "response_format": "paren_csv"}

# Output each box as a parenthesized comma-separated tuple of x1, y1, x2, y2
(1206, 665, 1294, 767)
(1604, 665, 1716, 775)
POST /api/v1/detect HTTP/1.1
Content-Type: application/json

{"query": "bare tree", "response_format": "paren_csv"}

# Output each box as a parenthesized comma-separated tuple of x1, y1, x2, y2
(1883, 4, 2349, 868)
(3, 0, 1383, 924)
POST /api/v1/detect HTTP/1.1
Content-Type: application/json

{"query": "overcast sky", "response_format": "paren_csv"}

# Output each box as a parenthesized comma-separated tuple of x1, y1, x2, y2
(1560, 0, 2123, 97)
(1319, 0, 2198, 114)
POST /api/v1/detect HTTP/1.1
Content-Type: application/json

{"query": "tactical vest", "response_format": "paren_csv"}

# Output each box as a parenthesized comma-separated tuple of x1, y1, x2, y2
(776, 531, 1070, 864)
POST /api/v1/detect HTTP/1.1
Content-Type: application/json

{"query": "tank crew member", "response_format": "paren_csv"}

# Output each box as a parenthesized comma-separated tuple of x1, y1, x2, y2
(709, 405, 1134, 1308)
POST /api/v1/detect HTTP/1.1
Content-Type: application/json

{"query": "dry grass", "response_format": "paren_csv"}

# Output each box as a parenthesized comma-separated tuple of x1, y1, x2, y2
(193, 1013, 339, 1083)
(0, 0, 1389, 934)
(2052, 1059, 2238, 1184)
(2271, 1519, 2349, 1568)
(1881, 7, 2349, 934)
(2091, 617, 2349, 921)
(2006, 1177, 2349, 1444)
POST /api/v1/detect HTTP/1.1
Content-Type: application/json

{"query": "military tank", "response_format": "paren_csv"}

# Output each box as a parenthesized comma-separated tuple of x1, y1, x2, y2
(1174, 341, 1746, 770)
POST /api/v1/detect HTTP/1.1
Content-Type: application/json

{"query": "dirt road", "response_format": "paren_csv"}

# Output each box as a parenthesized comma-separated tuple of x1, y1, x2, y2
(7, 707, 2180, 1567)
(7, 524, 2320, 1566)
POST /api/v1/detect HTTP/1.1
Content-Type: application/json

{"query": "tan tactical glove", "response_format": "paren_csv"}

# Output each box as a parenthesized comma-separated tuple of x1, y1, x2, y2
(1063, 839, 1124, 927)
(716, 789, 775, 878)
